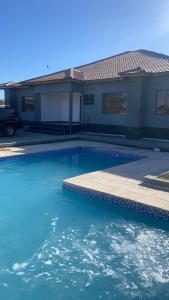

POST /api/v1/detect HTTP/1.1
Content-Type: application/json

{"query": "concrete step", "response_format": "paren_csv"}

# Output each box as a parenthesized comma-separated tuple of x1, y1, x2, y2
(27, 128, 67, 135)
(28, 123, 81, 134)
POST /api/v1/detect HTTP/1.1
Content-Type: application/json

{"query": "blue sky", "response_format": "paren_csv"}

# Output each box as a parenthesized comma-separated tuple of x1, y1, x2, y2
(1, 0, 169, 98)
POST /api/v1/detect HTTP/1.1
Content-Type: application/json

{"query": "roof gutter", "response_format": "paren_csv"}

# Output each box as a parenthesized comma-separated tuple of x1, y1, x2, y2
(0, 78, 84, 89)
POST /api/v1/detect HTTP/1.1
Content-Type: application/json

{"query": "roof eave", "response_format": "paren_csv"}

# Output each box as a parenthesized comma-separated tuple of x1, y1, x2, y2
(18, 77, 84, 86)
(0, 78, 84, 89)
(1, 70, 169, 89)
(0, 84, 21, 89)
(84, 73, 150, 83)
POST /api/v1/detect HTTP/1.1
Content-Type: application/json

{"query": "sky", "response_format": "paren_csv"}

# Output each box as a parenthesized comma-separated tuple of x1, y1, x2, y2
(0, 0, 169, 99)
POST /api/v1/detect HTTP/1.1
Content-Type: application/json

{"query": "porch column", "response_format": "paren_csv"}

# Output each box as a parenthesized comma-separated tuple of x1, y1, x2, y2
(34, 93, 41, 122)
(69, 91, 73, 134)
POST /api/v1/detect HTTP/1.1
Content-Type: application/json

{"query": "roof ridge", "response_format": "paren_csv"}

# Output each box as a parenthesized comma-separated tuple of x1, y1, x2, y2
(138, 49, 169, 60)
(75, 49, 169, 70)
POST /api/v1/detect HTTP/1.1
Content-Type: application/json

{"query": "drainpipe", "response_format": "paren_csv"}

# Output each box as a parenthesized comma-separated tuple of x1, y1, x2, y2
(69, 91, 73, 135)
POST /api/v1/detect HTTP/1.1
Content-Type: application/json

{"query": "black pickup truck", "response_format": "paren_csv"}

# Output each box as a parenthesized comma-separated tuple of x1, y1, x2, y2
(0, 106, 22, 137)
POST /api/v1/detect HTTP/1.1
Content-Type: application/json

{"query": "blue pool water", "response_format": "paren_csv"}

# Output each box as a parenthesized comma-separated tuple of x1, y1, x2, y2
(0, 148, 169, 300)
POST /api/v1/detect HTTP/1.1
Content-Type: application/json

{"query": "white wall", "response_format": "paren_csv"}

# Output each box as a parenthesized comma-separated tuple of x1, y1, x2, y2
(41, 92, 81, 123)
(41, 93, 69, 122)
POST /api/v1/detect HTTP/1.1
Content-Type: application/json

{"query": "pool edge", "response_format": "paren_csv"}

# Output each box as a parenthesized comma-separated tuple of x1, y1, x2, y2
(62, 181, 169, 222)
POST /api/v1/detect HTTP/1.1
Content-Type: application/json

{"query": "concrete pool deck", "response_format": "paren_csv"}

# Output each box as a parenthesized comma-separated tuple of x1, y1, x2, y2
(0, 140, 169, 215)
(0, 129, 78, 147)
(1, 129, 169, 151)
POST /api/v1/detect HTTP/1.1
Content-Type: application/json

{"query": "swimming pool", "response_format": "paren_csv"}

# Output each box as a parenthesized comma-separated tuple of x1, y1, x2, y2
(0, 147, 168, 300)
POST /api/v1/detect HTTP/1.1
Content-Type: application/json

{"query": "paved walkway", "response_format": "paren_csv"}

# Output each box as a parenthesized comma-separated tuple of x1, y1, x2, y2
(0, 129, 78, 147)
(1, 130, 169, 152)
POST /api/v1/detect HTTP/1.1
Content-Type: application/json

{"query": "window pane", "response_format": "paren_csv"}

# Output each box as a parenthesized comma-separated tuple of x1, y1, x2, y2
(83, 95, 88, 104)
(25, 98, 35, 112)
(102, 93, 127, 114)
(21, 96, 25, 112)
(21, 96, 35, 112)
(83, 94, 94, 105)
(119, 93, 127, 114)
(156, 91, 166, 115)
(90, 94, 94, 105)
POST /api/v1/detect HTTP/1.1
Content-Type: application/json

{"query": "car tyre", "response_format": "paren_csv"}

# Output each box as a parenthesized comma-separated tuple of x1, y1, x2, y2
(3, 125, 16, 137)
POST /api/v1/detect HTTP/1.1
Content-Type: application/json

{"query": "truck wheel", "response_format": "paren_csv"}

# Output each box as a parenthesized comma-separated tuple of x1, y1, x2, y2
(3, 125, 16, 137)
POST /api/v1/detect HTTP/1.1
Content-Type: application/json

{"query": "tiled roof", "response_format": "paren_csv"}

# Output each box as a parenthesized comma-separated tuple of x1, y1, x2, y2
(19, 68, 84, 85)
(1, 49, 169, 87)
(76, 49, 169, 80)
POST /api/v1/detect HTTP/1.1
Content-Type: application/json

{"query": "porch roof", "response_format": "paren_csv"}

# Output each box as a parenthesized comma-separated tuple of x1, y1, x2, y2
(0, 70, 83, 89)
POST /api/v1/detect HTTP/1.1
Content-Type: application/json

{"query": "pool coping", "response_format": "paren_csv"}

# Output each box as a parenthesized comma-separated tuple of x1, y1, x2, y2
(0, 146, 83, 161)
(62, 181, 169, 221)
(61, 145, 169, 221)
(0, 140, 169, 221)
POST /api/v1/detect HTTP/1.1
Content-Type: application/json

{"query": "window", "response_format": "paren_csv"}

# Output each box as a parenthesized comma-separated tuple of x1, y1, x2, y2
(83, 94, 94, 105)
(156, 90, 169, 115)
(102, 93, 127, 114)
(21, 96, 35, 112)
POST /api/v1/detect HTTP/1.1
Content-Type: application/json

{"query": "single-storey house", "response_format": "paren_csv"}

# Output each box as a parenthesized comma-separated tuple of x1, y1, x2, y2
(1, 49, 169, 138)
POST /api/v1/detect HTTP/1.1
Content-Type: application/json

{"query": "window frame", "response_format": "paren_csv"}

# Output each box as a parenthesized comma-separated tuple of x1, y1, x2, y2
(83, 94, 94, 105)
(21, 96, 35, 113)
(102, 92, 127, 115)
(155, 89, 169, 116)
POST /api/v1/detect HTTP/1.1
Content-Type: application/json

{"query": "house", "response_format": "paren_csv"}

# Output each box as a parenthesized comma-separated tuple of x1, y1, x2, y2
(1, 49, 169, 139)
